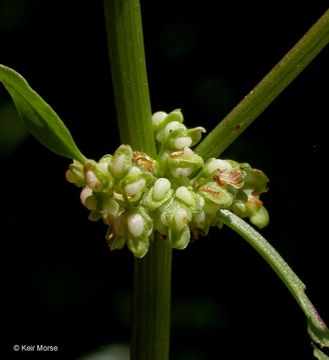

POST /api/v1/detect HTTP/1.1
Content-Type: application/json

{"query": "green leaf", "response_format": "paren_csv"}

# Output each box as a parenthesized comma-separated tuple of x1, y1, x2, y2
(312, 343, 329, 360)
(0, 65, 86, 163)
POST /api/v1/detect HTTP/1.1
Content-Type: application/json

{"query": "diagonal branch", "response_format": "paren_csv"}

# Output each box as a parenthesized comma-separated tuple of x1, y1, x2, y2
(217, 209, 329, 349)
(195, 9, 329, 161)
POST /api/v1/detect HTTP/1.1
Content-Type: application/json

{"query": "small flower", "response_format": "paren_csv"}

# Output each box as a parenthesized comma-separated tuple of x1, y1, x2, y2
(121, 166, 153, 203)
(145, 178, 173, 212)
(109, 144, 133, 179)
(65, 160, 85, 187)
(126, 210, 153, 258)
(198, 181, 234, 214)
(66, 109, 270, 257)
(166, 147, 204, 181)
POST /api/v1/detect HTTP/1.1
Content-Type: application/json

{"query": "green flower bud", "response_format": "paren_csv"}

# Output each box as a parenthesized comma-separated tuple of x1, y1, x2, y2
(244, 196, 269, 229)
(231, 201, 248, 218)
(133, 151, 159, 176)
(98, 154, 113, 176)
(186, 126, 206, 147)
(65, 160, 85, 187)
(106, 230, 126, 251)
(167, 147, 204, 179)
(249, 205, 269, 229)
(240, 163, 269, 195)
(126, 210, 153, 258)
(84, 169, 102, 191)
(121, 166, 153, 203)
(153, 109, 184, 142)
(161, 125, 205, 151)
(163, 200, 192, 250)
(227, 186, 248, 203)
(161, 125, 188, 149)
(84, 159, 111, 192)
(101, 196, 120, 224)
(168, 222, 190, 250)
(109, 144, 133, 179)
(145, 178, 174, 212)
(192, 210, 206, 229)
(175, 186, 204, 213)
(198, 181, 234, 214)
(88, 210, 102, 222)
(203, 158, 233, 177)
(191, 211, 216, 238)
(152, 111, 168, 129)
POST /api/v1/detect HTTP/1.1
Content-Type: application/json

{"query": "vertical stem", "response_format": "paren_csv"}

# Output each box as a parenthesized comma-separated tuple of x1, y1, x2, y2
(104, 0, 156, 156)
(131, 234, 172, 359)
(104, 1, 172, 359)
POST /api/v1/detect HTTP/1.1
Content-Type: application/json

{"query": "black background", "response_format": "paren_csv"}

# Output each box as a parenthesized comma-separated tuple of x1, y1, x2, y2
(1, 1, 328, 359)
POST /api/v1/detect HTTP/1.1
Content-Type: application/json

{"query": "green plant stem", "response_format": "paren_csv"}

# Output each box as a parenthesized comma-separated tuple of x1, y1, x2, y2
(104, 0, 156, 157)
(196, 9, 329, 161)
(131, 233, 172, 359)
(104, 1, 172, 359)
(217, 209, 329, 348)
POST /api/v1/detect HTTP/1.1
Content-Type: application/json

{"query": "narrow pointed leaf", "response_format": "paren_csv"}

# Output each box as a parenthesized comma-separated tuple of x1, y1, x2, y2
(0, 65, 86, 163)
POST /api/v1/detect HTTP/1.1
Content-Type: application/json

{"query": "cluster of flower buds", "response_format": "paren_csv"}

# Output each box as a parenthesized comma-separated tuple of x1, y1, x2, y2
(66, 109, 269, 258)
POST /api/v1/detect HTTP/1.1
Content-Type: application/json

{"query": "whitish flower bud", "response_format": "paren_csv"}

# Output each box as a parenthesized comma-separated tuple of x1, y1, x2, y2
(153, 178, 171, 201)
(125, 178, 146, 196)
(163, 121, 186, 138)
(122, 166, 153, 203)
(85, 169, 102, 191)
(204, 158, 233, 176)
(127, 213, 145, 237)
(152, 111, 168, 128)
(171, 167, 193, 178)
(145, 178, 173, 212)
(173, 136, 192, 149)
(175, 186, 194, 205)
(126, 210, 153, 258)
(80, 187, 93, 206)
(174, 208, 189, 232)
(153, 110, 184, 143)
(109, 144, 133, 179)
(83, 159, 111, 191)
(167, 148, 203, 180)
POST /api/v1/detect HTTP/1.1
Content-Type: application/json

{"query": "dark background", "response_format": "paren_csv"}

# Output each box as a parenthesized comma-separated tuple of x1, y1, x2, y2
(1, 1, 328, 359)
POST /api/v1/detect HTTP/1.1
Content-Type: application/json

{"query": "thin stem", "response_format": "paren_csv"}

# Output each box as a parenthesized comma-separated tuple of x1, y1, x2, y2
(217, 209, 329, 348)
(104, 0, 156, 157)
(104, 2, 172, 359)
(131, 233, 172, 359)
(195, 9, 329, 161)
